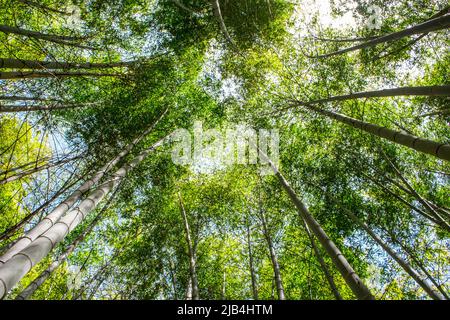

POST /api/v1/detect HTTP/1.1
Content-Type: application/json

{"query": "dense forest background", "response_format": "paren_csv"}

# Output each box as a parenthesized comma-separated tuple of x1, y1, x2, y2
(0, 0, 449, 300)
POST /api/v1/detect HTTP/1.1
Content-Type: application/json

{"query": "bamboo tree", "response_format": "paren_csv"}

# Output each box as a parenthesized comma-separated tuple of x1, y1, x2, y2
(386, 230, 450, 300)
(0, 96, 61, 102)
(168, 257, 178, 299)
(302, 104, 450, 162)
(0, 58, 135, 70)
(0, 0, 447, 301)
(14, 182, 121, 300)
(362, 173, 447, 229)
(0, 102, 99, 113)
(0, 156, 52, 176)
(73, 231, 138, 300)
(0, 25, 95, 49)
(0, 173, 82, 243)
(172, 0, 199, 15)
(178, 192, 200, 300)
(277, 86, 450, 113)
(377, 172, 450, 219)
(301, 219, 342, 300)
(15, 0, 72, 15)
(185, 277, 193, 300)
(221, 270, 226, 299)
(210, 0, 236, 47)
(0, 71, 119, 80)
(73, 260, 113, 300)
(303, 174, 446, 300)
(0, 154, 81, 185)
(0, 25, 81, 42)
(257, 147, 374, 300)
(0, 110, 167, 265)
(380, 150, 450, 227)
(0, 134, 166, 299)
(311, 14, 450, 58)
(310, 6, 448, 46)
(245, 215, 258, 300)
(311, 34, 379, 43)
(341, 206, 445, 300)
(258, 197, 285, 300)
(418, 109, 450, 118)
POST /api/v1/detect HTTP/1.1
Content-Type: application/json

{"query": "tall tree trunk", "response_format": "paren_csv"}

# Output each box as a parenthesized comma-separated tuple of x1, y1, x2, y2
(73, 232, 136, 300)
(429, 6, 450, 19)
(0, 71, 118, 80)
(301, 219, 342, 300)
(257, 147, 374, 300)
(185, 277, 193, 300)
(0, 110, 167, 265)
(258, 205, 285, 300)
(0, 156, 51, 177)
(0, 25, 94, 49)
(311, 34, 379, 43)
(341, 207, 445, 300)
(0, 25, 80, 41)
(210, 0, 236, 47)
(0, 154, 81, 185)
(221, 270, 226, 300)
(284, 86, 450, 112)
(379, 172, 450, 219)
(374, 33, 428, 61)
(311, 6, 448, 45)
(362, 173, 448, 230)
(418, 109, 450, 118)
(380, 151, 450, 227)
(303, 104, 450, 162)
(0, 102, 99, 113)
(0, 174, 82, 243)
(313, 14, 450, 58)
(86, 273, 108, 300)
(386, 230, 449, 300)
(270, 278, 275, 299)
(16, 0, 71, 15)
(178, 192, 200, 300)
(0, 96, 61, 102)
(169, 258, 178, 300)
(245, 216, 258, 300)
(172, 0, 199, 15)
(0, 58, 134, 70)
(74, 257, 113, 300)
(14, 183, 119, 300)
(0, 133, 166, 299)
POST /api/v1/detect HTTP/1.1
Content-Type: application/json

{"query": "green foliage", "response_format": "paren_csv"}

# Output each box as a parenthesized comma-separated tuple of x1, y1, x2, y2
(0, 0, 448, 300)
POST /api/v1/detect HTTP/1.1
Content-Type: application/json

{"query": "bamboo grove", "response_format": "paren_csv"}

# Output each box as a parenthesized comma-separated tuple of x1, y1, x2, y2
(0, 0, 449, 300)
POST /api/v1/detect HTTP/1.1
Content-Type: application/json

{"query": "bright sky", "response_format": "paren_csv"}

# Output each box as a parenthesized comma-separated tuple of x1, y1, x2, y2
(288, 0, 359, 39)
